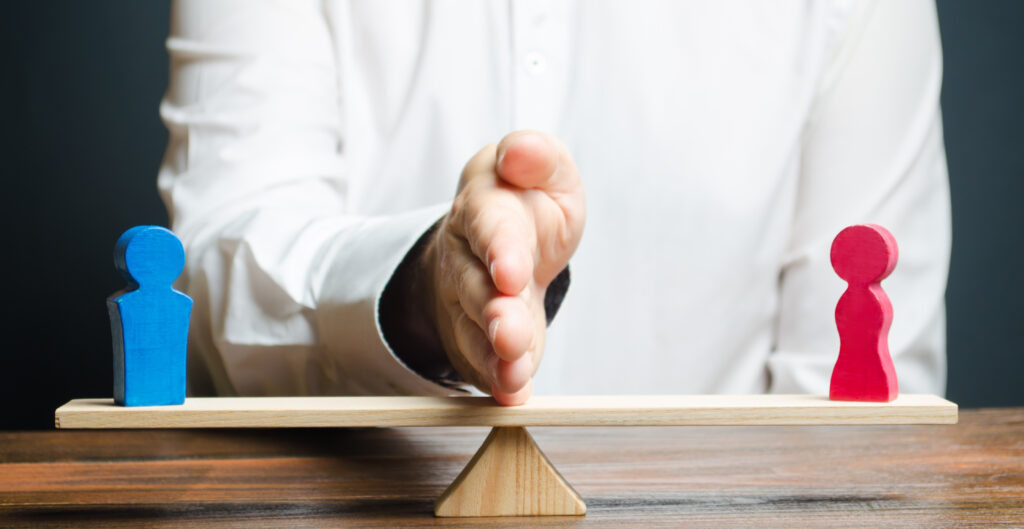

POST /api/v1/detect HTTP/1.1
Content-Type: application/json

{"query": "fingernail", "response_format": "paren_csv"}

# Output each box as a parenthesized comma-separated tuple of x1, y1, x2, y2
(488, 318, 501, 343)
(489, 260, 497, 280)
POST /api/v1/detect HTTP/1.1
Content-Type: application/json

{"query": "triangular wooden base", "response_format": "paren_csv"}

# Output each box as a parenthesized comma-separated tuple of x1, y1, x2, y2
(434, 426, 586, 517)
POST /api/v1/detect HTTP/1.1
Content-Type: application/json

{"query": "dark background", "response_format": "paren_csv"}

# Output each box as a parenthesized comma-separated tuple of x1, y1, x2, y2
(1, 2, 1021, 429)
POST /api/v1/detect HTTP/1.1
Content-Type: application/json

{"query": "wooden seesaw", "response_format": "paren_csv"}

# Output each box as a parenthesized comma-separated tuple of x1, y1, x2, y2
(55, 393, 957, 517)
(72, 225, 954, 516)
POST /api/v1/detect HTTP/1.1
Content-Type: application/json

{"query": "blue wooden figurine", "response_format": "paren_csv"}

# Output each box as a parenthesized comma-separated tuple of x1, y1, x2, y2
(107, 226, 192, 406)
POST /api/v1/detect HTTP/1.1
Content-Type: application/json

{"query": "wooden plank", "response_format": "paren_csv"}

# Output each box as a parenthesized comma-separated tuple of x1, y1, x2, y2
(55, 394, 957, 429)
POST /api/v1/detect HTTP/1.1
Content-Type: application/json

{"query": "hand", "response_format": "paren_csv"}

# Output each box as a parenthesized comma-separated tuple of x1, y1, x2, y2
(423, 131, 585, 405)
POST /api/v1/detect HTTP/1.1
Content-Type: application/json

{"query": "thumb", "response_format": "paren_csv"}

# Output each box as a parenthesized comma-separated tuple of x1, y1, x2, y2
(495, 131, 579, 195)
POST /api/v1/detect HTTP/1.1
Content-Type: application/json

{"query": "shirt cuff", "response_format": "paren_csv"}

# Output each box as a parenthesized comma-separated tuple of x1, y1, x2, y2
(314, 204, 460, 396)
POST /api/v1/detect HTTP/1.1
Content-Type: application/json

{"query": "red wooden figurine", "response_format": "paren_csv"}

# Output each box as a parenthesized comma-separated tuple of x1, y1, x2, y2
(829, 224, 899, 402)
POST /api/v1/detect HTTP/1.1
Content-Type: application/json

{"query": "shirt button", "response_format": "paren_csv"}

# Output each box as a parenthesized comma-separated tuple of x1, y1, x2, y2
(524, 52, 547, 75)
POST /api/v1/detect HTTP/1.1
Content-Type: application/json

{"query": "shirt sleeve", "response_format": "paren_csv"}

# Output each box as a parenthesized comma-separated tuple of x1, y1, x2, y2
(159, 0, 456, 397)
(768, 0, 951, 395)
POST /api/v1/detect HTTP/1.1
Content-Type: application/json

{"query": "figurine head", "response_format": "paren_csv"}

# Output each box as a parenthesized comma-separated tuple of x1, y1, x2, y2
(113, 225, 186, 288)
(830, 224, 898, 285)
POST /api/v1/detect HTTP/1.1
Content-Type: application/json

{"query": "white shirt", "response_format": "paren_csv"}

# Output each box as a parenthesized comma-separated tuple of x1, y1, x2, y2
(159, 0, 950, 398)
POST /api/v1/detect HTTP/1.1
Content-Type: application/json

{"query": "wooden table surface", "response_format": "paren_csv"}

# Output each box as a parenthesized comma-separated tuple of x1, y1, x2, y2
(1, 408, 1021, 528)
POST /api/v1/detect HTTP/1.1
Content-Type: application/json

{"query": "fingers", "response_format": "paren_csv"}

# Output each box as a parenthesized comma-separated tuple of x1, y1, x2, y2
(463, 201, 535, 296)
(442, 240, 533, 362)
(483, 296, 533, 362)
(435, 130, 585, 408)
(451, 312, 497, 387)
(493, 378, 533, 406)
(438, 233, 535, 399)
(454, 130, 584, 295)
(438, 202, 537, 401)
(494, 131, 586, 284)
(451, 311, 532, 396)
(452, 162, 536, 295)
(485, 224, 534, 296)
(494, 354, 533, 395)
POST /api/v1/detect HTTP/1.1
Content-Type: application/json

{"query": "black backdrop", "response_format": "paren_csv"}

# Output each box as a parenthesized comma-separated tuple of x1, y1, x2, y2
(2, 2, 1021, 429)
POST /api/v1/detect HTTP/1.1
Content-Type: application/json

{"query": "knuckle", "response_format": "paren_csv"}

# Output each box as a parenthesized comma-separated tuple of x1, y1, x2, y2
(454, 264, 474, 303)
(450, 191, 468, 219)
(438, 243, 454, 277)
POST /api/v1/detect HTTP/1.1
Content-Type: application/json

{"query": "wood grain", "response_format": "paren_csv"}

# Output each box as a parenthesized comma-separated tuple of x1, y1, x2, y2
(1, 408, 1019, 528)
(55, 394, 957, 429)
(434, 426, 586, 516)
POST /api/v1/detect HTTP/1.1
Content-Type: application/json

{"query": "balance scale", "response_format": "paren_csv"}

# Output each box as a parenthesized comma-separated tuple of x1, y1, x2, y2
(55, 393, 957, 517)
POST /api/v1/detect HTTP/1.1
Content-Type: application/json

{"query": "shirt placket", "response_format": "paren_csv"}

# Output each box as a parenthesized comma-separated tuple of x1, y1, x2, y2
(509, 0, 570, 132)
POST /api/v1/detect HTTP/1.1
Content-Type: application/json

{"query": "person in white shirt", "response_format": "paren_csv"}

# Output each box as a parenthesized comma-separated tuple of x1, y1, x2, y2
(159, 0, 951, 404)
